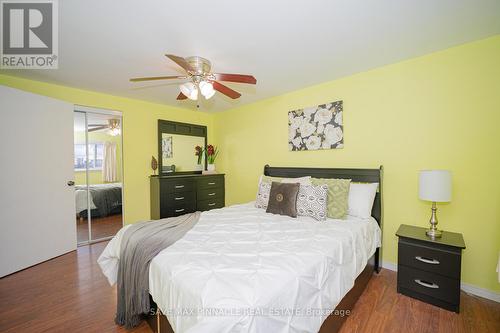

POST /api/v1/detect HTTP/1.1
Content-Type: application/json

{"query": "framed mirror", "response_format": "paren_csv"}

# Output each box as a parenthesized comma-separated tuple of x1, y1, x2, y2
(158, 120, 207, 175)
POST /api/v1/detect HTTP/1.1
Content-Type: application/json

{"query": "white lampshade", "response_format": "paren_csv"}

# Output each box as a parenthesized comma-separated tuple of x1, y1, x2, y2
(199, 81, 215, 99)
(419, 170, 452, 202)
(180, 82, 198, 100)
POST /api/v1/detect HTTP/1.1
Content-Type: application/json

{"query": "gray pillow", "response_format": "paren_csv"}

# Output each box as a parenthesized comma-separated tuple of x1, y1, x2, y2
(266, 182, 300, 218)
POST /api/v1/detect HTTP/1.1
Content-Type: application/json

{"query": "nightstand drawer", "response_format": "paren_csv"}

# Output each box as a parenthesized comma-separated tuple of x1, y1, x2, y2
(398, 239, 461, 279)
(398, 265, 460, 306)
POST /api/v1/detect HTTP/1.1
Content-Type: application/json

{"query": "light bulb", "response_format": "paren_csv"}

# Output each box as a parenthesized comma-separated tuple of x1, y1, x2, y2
(180, 82, 198, 100)
(199, 81, 215, 99)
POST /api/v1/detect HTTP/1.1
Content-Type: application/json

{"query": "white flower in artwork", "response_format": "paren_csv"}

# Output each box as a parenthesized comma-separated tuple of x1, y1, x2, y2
(314, 108, 333, 124)
(324, 124, 343, 145)
(303, 107, 317, 118)
(316, 123, 325, 134)
(336, 143, 344, 149)
(288, 127, 296, 140)
(290, 115, 304, 129)
(291, 136, 302, 148)
(288, 144, 293, 150)
(322, 141, 332, 149)
(305, 135, 322, 150)
(299, 122, 316, 138)
(334, 112, 343, 126)
(288, 112, 295, 122)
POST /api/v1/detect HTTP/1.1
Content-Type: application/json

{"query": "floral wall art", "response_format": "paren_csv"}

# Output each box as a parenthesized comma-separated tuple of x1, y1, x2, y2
(288, 100, 343, 151)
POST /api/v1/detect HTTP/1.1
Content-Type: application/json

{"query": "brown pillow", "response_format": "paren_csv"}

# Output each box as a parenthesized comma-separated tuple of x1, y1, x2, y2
(266, 182, 300, 218)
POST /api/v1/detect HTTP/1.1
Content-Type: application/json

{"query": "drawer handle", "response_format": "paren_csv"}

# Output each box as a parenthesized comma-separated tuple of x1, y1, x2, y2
(208, 182, 216, 185)
(175, 208, 185, 213)
(208, 192, 216, 196)
(415, 256, 440, 265)
(414, 279, 439, 289)
(208, 203, 216, 206)
(174, 197, 184, 200)
(175, 185, 185, 189)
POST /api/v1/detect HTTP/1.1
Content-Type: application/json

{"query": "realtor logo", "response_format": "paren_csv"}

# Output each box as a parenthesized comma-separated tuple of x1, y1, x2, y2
(1, 0, 58, 69)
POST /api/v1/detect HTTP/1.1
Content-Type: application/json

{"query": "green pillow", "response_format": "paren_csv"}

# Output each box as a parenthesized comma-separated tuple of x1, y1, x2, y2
(311, 178, 351, 219)
(261, 175, 284, 183)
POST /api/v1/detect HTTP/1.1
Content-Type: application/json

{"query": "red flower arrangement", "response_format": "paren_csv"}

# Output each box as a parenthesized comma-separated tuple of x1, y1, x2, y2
(205, 144, 219, 164)
(195, 145, 204, 165)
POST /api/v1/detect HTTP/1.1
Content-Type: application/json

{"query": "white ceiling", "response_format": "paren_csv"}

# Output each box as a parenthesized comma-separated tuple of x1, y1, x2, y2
(2, 0, 499, 112)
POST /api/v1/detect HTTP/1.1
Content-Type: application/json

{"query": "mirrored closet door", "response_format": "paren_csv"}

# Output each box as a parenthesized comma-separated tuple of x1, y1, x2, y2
(73, 107, 124, 245)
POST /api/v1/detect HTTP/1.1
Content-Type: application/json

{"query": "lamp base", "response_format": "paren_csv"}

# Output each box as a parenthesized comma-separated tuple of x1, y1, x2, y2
(426, 201, 442, 239)
(426, 228, 442, 238)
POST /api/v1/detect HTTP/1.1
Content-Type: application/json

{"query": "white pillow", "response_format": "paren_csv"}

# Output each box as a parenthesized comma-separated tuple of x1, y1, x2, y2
(347, 183, 378, 219)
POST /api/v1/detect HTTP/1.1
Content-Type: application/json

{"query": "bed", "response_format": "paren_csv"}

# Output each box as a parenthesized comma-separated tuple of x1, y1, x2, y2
(99, 166, 383, 333)
(75, 183, 122, 218)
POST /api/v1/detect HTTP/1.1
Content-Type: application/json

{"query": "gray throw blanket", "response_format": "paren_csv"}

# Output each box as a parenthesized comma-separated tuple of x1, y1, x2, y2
(115, 212, 201, 328)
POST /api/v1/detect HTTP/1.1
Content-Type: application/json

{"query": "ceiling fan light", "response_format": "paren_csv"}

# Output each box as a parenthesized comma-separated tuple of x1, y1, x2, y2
(180, 82, 198, 100)
(199, 81, 215, 99)
(109, 127, 121, 136)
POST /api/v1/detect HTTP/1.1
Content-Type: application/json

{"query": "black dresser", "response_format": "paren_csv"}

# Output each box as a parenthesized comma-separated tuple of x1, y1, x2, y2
(150, 174, 225, 219)
(396, 224, 466, 313)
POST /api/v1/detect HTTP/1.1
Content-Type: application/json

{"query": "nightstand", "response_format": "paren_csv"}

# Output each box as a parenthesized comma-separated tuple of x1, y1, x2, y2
(396, 224, 466, 313)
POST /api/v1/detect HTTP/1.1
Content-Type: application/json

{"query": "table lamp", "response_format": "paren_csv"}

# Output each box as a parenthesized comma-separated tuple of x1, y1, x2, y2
(419, 170, 452, 238)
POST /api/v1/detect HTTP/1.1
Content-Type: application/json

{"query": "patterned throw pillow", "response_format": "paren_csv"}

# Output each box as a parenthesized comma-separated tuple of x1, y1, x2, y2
(266, 182, 300, 218)
(296, 184, 328, 221)
(255, 181, 272, 209)
(311, 178, 351, 219)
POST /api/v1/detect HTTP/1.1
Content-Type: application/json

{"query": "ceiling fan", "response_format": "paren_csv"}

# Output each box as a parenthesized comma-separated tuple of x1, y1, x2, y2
(130, 54, 257, 101)
(88, 119, 121, 136)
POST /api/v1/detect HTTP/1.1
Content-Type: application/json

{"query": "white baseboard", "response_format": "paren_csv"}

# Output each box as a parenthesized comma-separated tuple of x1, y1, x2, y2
(381, 261, 500, 303)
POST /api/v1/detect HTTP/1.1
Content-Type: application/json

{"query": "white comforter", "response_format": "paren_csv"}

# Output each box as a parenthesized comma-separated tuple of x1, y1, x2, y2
(98, 202, 381, 333)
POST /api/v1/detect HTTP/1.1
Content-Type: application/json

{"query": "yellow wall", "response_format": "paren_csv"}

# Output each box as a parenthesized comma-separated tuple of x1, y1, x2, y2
(1, 36, 498, 293)
(0, 74, 214, 225)
(213, 35, 500, 293)
(73, 131, 123, 185)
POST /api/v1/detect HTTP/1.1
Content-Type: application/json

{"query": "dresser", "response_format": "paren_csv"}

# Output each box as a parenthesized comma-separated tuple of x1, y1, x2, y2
(396, 224, 466, 313)
(150, 174, 225, 219)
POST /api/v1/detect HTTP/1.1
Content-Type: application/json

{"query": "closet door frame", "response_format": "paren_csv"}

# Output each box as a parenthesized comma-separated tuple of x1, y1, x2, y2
(75, 105, 124, 245)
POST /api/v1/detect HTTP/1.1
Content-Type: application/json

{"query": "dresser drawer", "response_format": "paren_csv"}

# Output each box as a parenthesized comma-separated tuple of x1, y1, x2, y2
(398, 240, 461, 279)
(165, 191, 196, 206)
(398, 265, 460, 306)
(197, 198, 224, 211)
(161, 179, 195, 193)
(163, 200, 196, 217)
(197, 176, 224, 189)
(197, 187, 223, 201)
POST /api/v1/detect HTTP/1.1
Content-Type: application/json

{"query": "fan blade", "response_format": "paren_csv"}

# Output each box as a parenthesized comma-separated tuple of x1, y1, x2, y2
(130, 75, 185, 82)
(212, 81, 242, 99)
(177, 92, 188, 100)
(165, 54, 195, 72)
(88, 125, 108, 132)
(213, 73, 256, 84)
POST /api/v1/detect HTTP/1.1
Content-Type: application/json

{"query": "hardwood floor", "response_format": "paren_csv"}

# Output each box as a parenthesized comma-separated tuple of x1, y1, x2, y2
(76, 214, 123, 243)
(0, 242, 498, 333)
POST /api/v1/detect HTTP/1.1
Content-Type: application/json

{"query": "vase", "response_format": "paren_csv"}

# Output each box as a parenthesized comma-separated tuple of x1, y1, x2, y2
(207, 164, 216, 172)
(195, 164, 203, 171)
